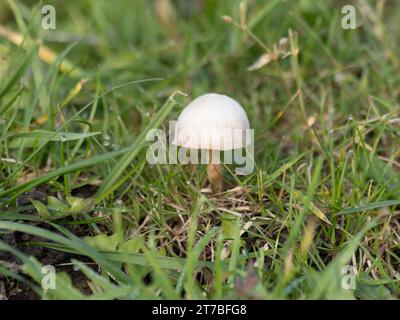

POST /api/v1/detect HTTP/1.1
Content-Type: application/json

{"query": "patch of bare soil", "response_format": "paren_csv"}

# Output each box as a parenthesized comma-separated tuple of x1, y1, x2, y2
(0, 185, 98, 300)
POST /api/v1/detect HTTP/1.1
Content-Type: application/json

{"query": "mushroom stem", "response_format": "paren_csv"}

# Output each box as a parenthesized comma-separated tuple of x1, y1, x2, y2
(207, 163, 223, 193)
(207, 150, 223, 194)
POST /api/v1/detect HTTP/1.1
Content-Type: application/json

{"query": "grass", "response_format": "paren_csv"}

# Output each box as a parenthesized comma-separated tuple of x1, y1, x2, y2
(0, 0, 399, 299)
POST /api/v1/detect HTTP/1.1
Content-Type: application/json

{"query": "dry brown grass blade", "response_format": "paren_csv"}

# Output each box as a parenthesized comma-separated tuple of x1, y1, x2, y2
(0, 25, 83, 77)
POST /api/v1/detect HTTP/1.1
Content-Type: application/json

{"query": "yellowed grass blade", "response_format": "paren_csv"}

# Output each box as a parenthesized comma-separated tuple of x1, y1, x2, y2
(0, 25, 83, 77)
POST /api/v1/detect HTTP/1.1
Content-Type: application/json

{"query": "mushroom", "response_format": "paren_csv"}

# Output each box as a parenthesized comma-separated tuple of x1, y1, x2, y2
(172, 93, 250, 194)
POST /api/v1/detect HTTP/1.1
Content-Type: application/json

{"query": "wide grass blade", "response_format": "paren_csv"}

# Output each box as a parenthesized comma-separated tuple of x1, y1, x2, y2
(95, 91, 183, 201)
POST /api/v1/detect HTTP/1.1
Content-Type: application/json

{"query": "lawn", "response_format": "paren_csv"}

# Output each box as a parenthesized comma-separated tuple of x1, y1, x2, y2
(0, 0, 399, 300)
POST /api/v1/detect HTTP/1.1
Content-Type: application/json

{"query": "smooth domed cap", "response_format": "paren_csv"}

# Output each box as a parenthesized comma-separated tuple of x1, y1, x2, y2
(172, 93, 250, 151)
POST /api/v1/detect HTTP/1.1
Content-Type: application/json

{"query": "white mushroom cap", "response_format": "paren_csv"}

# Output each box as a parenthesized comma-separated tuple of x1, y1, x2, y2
(172, 93, 250, 151)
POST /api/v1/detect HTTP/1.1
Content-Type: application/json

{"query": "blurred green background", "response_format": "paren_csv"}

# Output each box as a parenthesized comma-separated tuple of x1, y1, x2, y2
(0, 0, 399, 300)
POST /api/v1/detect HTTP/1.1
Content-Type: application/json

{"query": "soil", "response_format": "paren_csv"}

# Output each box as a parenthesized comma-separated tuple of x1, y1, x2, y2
(0, 186, 98, 300)
(0, 226, 94, 300)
